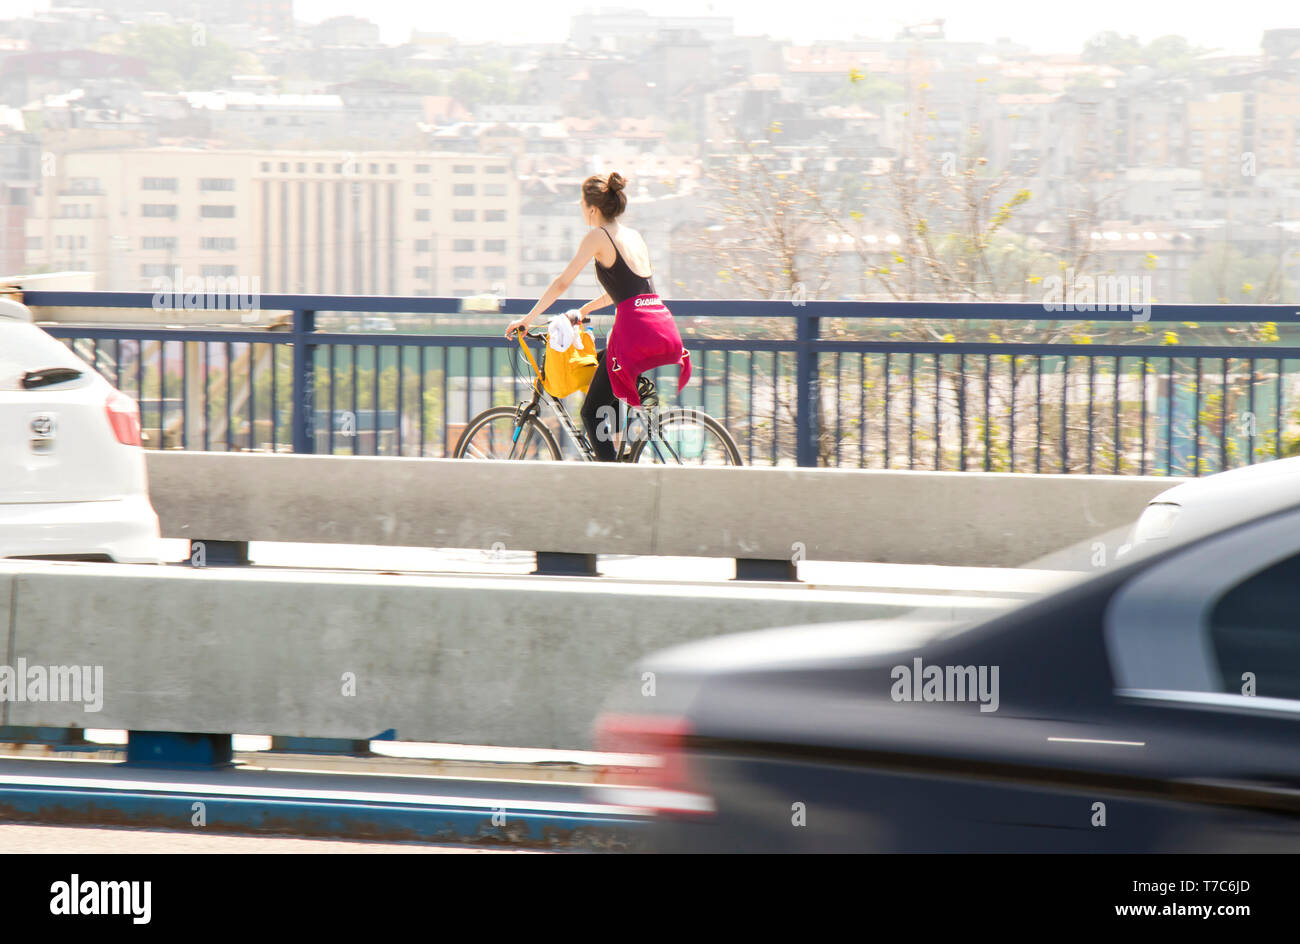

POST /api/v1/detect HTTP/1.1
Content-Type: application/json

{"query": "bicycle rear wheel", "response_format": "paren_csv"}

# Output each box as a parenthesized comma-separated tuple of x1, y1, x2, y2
(453, 406, 562, 460)
(629, 408, 744, 466)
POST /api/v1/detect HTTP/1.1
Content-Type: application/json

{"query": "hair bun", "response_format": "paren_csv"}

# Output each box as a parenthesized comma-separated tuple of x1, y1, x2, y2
(607, 172, 625, 192)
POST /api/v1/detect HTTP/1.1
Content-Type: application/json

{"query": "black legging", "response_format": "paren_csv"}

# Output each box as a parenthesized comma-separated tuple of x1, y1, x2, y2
(581, 348, 620, 462)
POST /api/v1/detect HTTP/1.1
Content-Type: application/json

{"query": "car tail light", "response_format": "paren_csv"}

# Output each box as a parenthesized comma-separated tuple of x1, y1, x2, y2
(105, 389, 141, 446)
(593, 714, 715, 816)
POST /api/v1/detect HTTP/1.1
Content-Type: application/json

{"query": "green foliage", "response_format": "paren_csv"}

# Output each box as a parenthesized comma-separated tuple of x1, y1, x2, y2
(1188, 244, 1295, 304)
(450, 62, 518, 107)
(841, 70, 904, 106)
(1082, 31, 1144, 65)
(358, 61, 446, 94)
(1081, 32, 1211, 73)
(667, 120, 697, 144)
(108, 24, 247, 91)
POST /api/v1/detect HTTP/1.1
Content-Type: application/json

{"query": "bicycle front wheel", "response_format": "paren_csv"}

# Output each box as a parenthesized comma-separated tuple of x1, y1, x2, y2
(453, 406, 562, 460)
(629, 408, 744, 466)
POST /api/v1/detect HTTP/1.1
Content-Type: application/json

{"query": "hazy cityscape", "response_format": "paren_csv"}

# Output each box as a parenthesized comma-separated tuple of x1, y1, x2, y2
(1, 2, 1300, 876)
(2, 2, 1299, 305)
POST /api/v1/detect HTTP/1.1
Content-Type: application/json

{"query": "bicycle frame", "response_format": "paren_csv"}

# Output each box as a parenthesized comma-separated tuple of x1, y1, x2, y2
(509, 381, 681, 462)
(505, 330, 685, 463)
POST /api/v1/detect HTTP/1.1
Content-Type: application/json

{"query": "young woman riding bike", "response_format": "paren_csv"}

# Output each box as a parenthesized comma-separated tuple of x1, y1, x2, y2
(505, 171, 691, 460)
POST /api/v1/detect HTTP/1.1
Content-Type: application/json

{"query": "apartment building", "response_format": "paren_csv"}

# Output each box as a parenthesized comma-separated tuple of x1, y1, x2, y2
(24, 148, 521, 296)
(518, 177, 614, 301)
(1187, 81, 1300, 186)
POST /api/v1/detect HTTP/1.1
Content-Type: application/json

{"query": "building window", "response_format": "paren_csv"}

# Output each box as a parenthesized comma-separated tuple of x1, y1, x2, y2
(142, 177, 177, 191)
(201, 265, 237, 277)
(369, 163, 379, 174)
(414, 183, 431, 196)
(453, 184, 476, 197)
(141, 236, 178, 250)
(486, 266, 506, 279)
(142, 204, 178, 218)
(27, 236, 41, 250)
(415, 163, 431, 173)
(485, 184, 506, 197)
(484, 239, 506, 253)
(200, 236, 237, 250)
(279, 162, 289, 171)
(200, 205, 236, 218)
(414, 266, 430, 279)
(141, 263, 170, 277)
(453, 239, 474, 252)
(453, 165, 474, 174)
(453, 266, 474, 279)
(453, 208, 475, 222)
(387, 163, 396, 173)
(485, 209, 506, 222)
(315, 163, 325, 173)
(415, 209, 431, 222)
(297, 163, 306, 172)
(485, 165, 507, 174)
(261, 162, 271, 172)
(199, 178, 235, 191)
(415, 239, 430, 251)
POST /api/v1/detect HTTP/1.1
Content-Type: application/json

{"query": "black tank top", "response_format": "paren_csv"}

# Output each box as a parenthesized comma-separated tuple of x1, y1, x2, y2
(594, 225, 655, 305)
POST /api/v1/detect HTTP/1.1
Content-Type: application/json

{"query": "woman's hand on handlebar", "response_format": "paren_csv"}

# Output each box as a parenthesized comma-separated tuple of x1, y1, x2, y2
(507, 310, 587, 339)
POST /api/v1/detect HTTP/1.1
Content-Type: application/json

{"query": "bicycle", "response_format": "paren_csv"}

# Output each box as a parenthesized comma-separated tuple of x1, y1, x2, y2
(452, 318, 743, 465)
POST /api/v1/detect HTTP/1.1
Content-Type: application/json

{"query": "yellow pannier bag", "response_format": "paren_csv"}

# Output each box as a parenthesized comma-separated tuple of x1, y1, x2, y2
(519, 326, 598, 398)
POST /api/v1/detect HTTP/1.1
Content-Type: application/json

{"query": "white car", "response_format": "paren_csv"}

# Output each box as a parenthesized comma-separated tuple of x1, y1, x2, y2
(1129, 455, 1300, 550)
(345, 316, 397, 332)
(0, 297, 160, 562)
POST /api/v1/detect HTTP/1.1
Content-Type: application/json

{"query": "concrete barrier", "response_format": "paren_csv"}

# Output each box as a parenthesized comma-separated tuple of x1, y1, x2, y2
(0, 560, 1002, 750)
(145, 452, 1182, 567)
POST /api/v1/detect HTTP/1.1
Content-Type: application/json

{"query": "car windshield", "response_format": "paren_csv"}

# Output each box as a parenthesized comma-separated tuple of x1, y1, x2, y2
(0, 324, 91, 391)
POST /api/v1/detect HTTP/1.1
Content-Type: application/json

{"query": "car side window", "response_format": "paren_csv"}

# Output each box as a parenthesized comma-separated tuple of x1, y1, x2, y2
(1209, 552, 1300, 701)
(1105, 505, 1300, 707)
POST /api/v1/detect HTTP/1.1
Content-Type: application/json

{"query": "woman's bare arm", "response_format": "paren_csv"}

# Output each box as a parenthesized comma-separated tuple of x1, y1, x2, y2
(506, 230, 603, 335)
(579, 291, 612, 316)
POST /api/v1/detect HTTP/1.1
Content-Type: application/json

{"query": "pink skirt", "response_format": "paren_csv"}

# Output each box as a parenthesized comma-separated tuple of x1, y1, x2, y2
(606, 293, 692, 406)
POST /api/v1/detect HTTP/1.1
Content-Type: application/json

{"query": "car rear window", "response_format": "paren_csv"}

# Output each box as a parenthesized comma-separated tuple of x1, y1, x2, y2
(0, 323, 92, 391)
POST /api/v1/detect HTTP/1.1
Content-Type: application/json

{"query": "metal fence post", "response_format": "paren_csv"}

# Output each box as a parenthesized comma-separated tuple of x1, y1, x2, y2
(796, 310, 820, 467)
(292, 308, 316, 454)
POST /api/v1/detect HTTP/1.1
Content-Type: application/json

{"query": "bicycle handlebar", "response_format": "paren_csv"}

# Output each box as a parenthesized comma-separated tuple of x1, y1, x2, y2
(507, 314, 592, 341)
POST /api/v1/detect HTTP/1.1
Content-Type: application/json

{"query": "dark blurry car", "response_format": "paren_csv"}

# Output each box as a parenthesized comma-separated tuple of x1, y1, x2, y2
(592, 494, 1300, 853)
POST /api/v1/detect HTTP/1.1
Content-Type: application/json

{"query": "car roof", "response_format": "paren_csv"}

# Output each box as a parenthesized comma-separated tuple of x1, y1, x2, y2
(1143, 457, 1300, 546)
(1151, 455, 1300, 503)
(0, 296, 33, 322)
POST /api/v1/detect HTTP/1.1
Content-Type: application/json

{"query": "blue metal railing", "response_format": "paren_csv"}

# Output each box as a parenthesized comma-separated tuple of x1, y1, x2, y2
(26, 291, 1300, 474)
